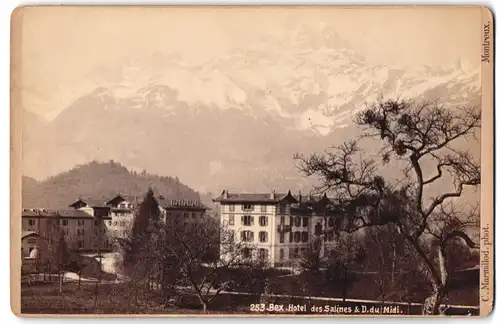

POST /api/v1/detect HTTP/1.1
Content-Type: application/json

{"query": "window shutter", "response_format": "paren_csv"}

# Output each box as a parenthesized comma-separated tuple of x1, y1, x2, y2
(251, 216, 254, 225)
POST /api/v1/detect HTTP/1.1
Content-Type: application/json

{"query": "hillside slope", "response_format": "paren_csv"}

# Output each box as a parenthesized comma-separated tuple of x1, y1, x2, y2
(22, 161, 201, 209)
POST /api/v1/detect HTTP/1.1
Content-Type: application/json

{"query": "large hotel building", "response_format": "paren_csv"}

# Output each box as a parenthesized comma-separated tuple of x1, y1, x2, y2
(214, 190, 343, 267)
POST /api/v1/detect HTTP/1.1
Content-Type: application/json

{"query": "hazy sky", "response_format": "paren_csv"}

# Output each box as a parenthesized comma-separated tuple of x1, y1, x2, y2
(14, 6, 482, 120)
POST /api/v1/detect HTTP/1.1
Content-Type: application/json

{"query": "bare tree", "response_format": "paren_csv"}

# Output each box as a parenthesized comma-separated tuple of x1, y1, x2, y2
(152, 219, 262, 312)
(294, 98, 480, 314)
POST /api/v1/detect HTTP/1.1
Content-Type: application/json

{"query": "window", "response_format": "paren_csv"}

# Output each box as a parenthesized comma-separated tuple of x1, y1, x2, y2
(303, 217, 308, 227)
(191, 212, 196, 219)
(28, 219, 35, 226)
(293, 247, 299, 258)
(335, 218, 341, 229)
(259, 216, 268, 226)
(294, 232, 301, 243)
(302, 232, 309, 243)
(241, 231, 254, 242)
(261, 205, 267, 213)
(258, 248, 268, 261)
(61, 219, 68, 226)
(294, 216, 301, 227)
(279, 232, 285, 243)
(229, 205, 235, 212)
(259, 231, 268, 243)
(242, 248, 252, 259)
(94, 219, 99, 226)
(78, 220, 85, 226)
(77, 229, 84, 237)
(314, 223, 322, 236)
(229, 213, 235, 225)
(279, 248, 285, 261)
(280, 216, 285, 225)
(328, 217, 334, 227)
(243, 204, 254, 211)
(78, 240, 84, 249)
(184, 213, 188, 218)
(241, 215, 253, 226)
(327, 230, 334, 242)
(289, 232, 293, 243)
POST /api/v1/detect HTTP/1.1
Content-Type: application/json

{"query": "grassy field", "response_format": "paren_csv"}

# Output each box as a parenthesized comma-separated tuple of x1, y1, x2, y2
(21, 274, 479, 316)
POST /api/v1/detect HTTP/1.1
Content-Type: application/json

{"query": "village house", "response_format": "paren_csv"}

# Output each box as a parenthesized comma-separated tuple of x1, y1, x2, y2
(22, 203, 112, 254)
(22, 193, 210, 255)
(104, 194, 141, 239)
(21, 231, 39, 260)
(157, 196, 209, 223)
(213, 190, 344, 267)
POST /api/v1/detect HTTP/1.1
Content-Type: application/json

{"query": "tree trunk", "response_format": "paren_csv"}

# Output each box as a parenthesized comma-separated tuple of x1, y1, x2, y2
(201, 300, 208, 313)
(422, 287, 445, 315)
(422, 246, 449, 315)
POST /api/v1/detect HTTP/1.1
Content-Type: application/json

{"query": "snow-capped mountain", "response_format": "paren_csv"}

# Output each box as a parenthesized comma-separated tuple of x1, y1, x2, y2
(22, 25, 481, 193)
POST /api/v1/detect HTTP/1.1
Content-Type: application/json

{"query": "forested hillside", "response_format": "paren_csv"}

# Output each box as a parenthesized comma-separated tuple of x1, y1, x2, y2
(22, 160, 201, 209)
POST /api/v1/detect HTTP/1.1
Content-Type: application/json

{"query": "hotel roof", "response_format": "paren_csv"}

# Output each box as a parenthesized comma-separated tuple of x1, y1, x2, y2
(213, 190, 310, 204)
(213, 190, 343, 213)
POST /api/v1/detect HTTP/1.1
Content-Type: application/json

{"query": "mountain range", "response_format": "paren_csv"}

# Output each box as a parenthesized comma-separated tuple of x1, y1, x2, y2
(21, 24, 481, 194)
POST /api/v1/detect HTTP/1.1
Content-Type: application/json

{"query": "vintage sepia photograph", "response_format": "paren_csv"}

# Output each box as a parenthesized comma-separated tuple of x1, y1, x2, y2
(10, 6, 494, 317)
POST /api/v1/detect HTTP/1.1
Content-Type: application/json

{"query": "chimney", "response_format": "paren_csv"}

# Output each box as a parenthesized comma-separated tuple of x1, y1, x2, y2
(270, 190, 275, 200)
(299, 190, 302, 203)
(222, 189, 228, 199)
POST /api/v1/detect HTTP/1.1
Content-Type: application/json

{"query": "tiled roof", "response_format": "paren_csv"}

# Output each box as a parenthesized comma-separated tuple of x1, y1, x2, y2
(22, 209, 59, 217)
(56, 209, 95, 218)
(69, 198, 109, 208)
(22, 208, 103, 218)
(22, 231, 39, 239)
(106, 194, 142, 206)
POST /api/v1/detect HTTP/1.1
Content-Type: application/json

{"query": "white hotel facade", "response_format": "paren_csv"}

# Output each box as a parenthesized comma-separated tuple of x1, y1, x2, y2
(214, 190, 343, 267)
